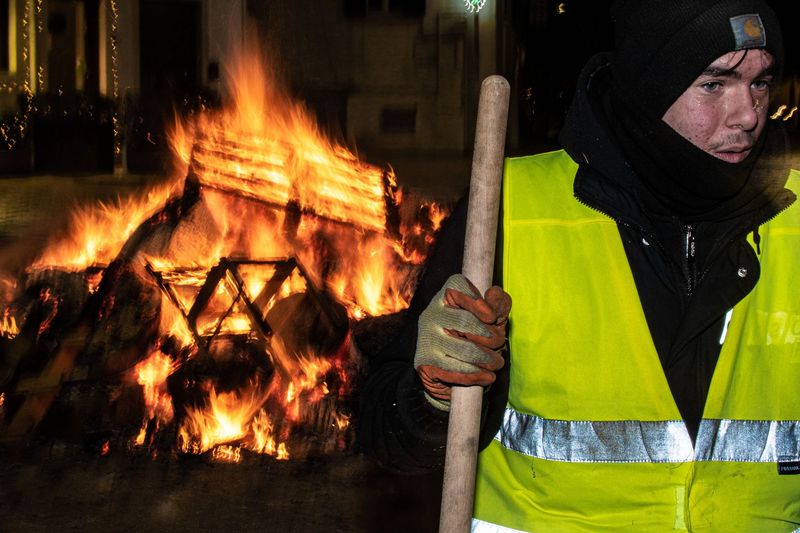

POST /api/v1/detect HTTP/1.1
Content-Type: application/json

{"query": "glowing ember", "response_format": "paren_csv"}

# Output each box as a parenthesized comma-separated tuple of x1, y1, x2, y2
(36, 288, 59, 338)
(133, 348, 177, 423)
(1, 307, 18, 339)
(212, 445, 242, 463)
(333, 412, 351, 431)
(276, 442, 289, 461)
(133, 422, 148, 447)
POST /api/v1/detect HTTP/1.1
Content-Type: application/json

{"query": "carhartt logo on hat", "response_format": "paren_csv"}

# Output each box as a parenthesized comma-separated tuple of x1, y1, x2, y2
(730, 14, 766, 49)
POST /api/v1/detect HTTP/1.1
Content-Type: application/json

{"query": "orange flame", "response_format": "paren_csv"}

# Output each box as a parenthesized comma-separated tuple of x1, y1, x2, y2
(178, 382, 269, 454)
(427, 203, 448, 231)
(30, 180, 182, 271)
(333, 412, 350, 431)
(1, 307, 18, 339)
(130, 347, 179, 450)
(133, 348, 178, 423)
(276, 442, 289, 461)
(250, 409, 278, 455)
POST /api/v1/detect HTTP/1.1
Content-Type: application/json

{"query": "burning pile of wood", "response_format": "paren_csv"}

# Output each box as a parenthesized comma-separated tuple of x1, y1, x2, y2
(0, 50, 447, 462)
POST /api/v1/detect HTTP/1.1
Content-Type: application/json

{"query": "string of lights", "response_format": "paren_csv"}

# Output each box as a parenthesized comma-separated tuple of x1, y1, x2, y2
(35, 0, 43, 33)
(35, 1, 44, 90)
(110, 0, 120, 159)
(0, 0, 35, 149)
(0, 81, 20, 94)
(0, 0, 122, 154)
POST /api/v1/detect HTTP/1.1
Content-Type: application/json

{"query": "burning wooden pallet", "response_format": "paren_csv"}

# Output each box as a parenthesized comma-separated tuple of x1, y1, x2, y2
(190, 130, 393, 234)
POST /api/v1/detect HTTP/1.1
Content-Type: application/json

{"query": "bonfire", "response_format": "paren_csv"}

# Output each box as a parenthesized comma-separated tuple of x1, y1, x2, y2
(0, 46, 447, 462)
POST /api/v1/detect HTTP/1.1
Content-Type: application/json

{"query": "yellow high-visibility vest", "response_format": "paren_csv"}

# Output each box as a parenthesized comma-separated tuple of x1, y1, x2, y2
(473, 150, 800, 532)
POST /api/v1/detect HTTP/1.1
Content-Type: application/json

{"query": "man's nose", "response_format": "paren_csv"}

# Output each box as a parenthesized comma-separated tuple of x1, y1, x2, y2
(726, 88, 760, 131)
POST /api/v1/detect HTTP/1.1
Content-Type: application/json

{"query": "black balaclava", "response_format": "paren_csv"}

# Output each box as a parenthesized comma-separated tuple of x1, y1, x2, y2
(609, 0, 786, 221)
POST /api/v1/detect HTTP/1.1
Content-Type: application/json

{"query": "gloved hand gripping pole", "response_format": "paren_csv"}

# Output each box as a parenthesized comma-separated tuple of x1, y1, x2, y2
(440, 75, 510, 533)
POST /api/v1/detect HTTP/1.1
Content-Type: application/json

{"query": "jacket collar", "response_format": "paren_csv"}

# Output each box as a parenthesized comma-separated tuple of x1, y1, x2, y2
(559, 53, 794, 244)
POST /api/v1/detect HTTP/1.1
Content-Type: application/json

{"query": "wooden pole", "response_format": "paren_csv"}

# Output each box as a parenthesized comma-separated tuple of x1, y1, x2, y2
(439, 75, 510, 532)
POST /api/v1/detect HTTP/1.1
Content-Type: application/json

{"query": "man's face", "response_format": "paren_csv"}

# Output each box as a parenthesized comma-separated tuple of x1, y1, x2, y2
(662, 49, 775, 164)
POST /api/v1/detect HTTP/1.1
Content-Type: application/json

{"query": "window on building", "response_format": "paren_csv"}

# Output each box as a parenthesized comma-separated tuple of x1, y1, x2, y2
(380, 106, 416, 134)
(0, 0, 9, 72)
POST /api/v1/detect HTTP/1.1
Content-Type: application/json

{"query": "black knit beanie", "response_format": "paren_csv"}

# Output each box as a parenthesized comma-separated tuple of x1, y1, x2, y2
(612, 0, 783, 118)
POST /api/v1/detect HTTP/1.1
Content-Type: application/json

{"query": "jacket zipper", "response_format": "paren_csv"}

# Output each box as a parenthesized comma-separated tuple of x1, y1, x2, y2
(683, 224, 697, 297)
(574, 189, 797, 320)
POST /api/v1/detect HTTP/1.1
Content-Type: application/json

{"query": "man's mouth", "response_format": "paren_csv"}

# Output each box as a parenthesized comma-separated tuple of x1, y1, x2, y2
(714, 146, 752, 163)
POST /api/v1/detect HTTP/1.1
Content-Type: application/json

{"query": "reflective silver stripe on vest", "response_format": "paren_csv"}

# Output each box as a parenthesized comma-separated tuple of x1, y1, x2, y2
(694, 418, 800, 462)
(472, 518, 526, 533)
(497, 408, 800, 463)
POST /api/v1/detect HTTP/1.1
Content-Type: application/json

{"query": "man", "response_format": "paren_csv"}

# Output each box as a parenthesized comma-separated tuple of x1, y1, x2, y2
(360, 0, 800, 530)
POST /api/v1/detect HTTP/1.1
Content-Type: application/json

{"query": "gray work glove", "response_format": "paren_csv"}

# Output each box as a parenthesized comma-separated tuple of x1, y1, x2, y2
(414, 274, 511, 410)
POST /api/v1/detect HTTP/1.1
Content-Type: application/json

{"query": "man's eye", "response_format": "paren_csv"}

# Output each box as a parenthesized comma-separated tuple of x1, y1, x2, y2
(701, 81, 722, 92)
(752, 79, 771, 91)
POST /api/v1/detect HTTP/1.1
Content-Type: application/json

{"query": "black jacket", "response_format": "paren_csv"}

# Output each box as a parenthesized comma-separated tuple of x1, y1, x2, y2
(358, 53, 794, 471)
